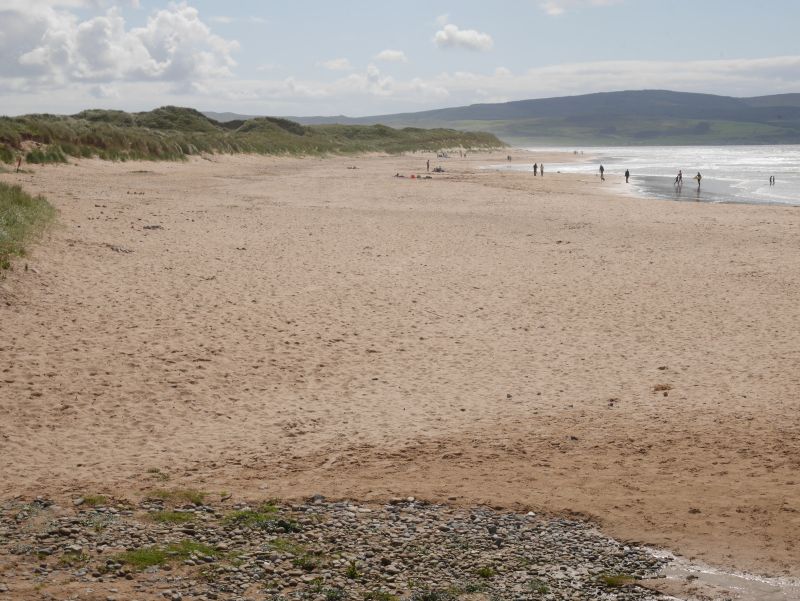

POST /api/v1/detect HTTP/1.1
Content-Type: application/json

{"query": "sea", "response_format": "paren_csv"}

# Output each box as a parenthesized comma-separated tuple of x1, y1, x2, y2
(487, 145, 800, 206)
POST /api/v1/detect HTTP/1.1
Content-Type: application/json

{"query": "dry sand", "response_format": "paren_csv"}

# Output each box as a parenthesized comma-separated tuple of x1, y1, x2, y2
(1, 151, 799, 582)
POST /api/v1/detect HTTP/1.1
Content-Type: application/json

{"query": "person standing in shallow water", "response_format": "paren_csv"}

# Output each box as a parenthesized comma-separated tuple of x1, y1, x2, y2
(696, 172, 702, 188)
(625, 169, 630, 183)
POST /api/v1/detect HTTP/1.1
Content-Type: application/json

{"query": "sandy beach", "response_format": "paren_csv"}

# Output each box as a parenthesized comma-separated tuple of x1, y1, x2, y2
(1, 150, 799, 587)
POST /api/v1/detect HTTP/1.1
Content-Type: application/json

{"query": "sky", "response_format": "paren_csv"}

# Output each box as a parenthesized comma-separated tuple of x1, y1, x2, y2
(1, 0, 800, 117)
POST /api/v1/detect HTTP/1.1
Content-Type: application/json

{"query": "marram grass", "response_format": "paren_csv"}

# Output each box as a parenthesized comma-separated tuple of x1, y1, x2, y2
(0, 106, 503, 165)
(0, 182, 55, 271)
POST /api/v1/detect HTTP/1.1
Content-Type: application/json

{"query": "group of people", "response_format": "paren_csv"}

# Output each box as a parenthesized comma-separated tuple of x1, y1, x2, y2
(532, 163, 544, 176)
(598, 164, 630, 183)
(673, 170, 703, 188)
(595, 164, 710, 189)
(591, 164, 781, 194)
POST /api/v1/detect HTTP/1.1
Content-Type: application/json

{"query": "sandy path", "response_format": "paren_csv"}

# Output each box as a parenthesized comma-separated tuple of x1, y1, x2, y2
(1, 152, 799, 580)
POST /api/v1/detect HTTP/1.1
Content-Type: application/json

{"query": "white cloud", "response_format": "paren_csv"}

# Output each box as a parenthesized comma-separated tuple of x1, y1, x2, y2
(431, 56, 800, 102)
(89, 83, 120, 98)
(210, 15, 267, 24)
(318, 58, 353, 71)
(374, 49, 408, 63)
(435, 13, 450, 26)
(1, 4, 799, 121)
(539, 0, 625, 16)
(434, 23, 493, 51)
(0, 2, 238, 91)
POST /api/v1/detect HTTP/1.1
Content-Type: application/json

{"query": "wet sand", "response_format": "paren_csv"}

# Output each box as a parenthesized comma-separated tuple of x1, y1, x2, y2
(1, 151, 799, 588)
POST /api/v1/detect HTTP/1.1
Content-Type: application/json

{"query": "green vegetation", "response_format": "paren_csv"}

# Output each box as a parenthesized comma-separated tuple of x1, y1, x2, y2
(0, 145, 15, 164)
(599, 573, 636, 588)
(81, 495, 108, 507)
(364, 591, 399, 601)
(527, 579, 549, 594)
(116, 540, 218, 570)
(467, 117, 798, 146)
(269, 538, 306, 556)
(58, 552, 90, 567)
(223, 503, 301, 532)
(0, 183, 55, 271)
(409, 590, 457, 601)
(295, 90, 800, 146)
(345, 560, 361, 579)
(26, 145, 69, 164)
(474, 565, 496, 579)
(293, 551, 328, 572)
(149, 488, 206, 505)
(325, 588, 346, 601)
(146, 467, 170, 481)
(0, 106, 501, 165)
(463, 582, 488, 593)
(148, 510, 195, 524)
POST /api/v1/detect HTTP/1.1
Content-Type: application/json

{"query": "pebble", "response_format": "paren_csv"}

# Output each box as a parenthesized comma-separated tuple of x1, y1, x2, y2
(0, 496, 669, 600)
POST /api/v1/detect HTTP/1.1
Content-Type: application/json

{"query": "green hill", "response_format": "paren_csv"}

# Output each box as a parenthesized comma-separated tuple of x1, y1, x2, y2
(273, 90, 800, 146)
(0, 107, 502, 164)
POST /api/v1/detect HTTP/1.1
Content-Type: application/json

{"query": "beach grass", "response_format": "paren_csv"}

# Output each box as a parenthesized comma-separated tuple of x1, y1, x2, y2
(148, 510, 195, 524)
(116, 540, 218, 570)
(224, 503, 302, 532)
(0, 182, 55, 271)
(0, 107, 503, 165)
(599, 573, 636, 588)
(80, 495, 108, 508)
(149, 488, 207, 506)
(269, 538, 306, 556)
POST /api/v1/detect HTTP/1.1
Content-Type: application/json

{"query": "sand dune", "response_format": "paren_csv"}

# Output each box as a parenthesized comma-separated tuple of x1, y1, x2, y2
(1, 151, 799, 579)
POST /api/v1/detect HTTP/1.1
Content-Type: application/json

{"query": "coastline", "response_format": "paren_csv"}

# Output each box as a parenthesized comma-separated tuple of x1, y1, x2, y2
(2, 151, 799, 591)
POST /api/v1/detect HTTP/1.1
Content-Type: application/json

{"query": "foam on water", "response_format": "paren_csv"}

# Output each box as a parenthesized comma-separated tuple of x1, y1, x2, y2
(486, 145, 800, 206)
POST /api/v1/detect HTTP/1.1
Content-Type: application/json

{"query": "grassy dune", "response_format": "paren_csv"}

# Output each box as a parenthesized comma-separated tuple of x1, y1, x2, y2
(0, 106, 503, 164)
(0, 183, 55, 270)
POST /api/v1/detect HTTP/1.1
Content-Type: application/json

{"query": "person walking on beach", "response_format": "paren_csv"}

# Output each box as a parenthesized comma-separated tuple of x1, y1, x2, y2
(427, 159, 430, 172)
(599, 164, 605, 181)
(533, 163, 538, 176)
(540, 164, 544, 177)
(625, 169, 630, 183)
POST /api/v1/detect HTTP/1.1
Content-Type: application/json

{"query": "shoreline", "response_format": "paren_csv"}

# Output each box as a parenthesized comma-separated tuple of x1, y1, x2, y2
(495, 145, 800, 207)
(2, 151, 799, 595)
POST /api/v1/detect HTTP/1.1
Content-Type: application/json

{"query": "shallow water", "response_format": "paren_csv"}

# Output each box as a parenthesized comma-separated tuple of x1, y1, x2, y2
(649, 549, 800, 601)
(489, 145, 800, 206)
